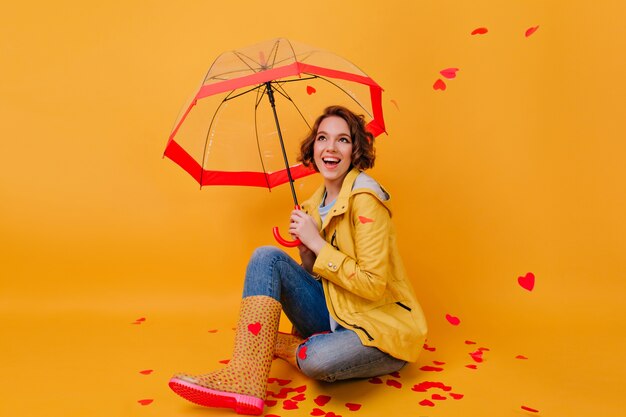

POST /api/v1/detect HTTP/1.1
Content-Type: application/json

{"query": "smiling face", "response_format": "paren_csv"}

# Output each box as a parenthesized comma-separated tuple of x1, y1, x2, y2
(313, 115, 353, 192)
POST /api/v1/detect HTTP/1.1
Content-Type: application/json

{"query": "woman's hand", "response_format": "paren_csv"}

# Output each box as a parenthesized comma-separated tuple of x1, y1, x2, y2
(298, 244, 316, 273)
(288, 210, 326, 255)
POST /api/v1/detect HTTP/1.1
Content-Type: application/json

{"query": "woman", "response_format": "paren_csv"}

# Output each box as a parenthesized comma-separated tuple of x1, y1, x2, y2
(169, 105, 427, 415)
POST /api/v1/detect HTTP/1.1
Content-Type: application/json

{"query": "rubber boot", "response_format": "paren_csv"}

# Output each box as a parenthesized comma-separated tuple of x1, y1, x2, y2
(169, 295, 281, 415)
(274, 332, 305, 369)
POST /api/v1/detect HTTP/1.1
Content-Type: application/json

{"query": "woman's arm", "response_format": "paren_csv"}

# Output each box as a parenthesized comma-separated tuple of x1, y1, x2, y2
(312, 193, 392, 301)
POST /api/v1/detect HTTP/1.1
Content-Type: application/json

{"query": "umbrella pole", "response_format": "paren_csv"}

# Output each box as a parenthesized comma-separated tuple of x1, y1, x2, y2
(265, 81, 299, 207)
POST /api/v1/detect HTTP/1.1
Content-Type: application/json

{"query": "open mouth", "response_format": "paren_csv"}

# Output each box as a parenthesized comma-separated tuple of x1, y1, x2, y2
(322, 157, 341, 167)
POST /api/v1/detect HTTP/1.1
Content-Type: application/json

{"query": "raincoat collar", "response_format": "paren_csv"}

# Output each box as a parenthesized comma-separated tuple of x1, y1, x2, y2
(302, 168, 390, 229)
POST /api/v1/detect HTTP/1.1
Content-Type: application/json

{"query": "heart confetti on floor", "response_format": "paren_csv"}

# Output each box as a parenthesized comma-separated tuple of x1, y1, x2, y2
(345, 403, 362, 411)
(419, 399, 435, 407)
(386, 379, 402, 389)
(314, 395, 331, 406)
(446, 314, 461, 326)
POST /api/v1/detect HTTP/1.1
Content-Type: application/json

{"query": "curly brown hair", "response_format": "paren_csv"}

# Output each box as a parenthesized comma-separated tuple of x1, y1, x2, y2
(297, 105, 376, 172)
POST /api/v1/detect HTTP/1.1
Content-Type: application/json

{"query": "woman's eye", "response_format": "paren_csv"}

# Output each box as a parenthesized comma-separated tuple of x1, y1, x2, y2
(316, 135, 326, 141)
(339, 137, 351, 143)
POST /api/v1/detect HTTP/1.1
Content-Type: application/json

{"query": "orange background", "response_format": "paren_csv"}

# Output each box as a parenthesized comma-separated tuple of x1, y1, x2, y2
(1, 1, 624, 416)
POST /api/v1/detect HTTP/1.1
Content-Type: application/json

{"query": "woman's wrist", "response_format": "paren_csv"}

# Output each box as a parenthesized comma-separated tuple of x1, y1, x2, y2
(309, 236, 326, 256)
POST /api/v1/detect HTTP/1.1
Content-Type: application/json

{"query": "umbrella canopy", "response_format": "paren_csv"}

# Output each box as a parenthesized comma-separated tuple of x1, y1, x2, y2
(163, 38, 386, 193)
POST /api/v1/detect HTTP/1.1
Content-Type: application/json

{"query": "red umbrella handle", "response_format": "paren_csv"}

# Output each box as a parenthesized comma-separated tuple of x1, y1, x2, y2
(273, 204, 302, 247)
(272, 227, 302, 247)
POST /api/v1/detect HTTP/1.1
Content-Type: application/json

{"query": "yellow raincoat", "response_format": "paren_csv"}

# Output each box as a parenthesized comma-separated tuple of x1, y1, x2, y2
(300, 168, 428, 362)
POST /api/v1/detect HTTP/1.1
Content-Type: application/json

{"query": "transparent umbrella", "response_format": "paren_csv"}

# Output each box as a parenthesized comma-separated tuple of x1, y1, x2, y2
(164, 38, 386, 246)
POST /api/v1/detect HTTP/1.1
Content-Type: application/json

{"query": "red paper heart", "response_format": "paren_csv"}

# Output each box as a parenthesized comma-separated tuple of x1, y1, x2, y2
(386, 379, 402, 389)
(272, 390, 288, 399)
(137, 399, 153, 406)
(267, 377, 292, 386)
(311, 408, 326, 416)
(291, 393, 306, 401)
(219, 359, 230, 364)
(420, 365, 444, 372)
(358, 216, 374, 224)
(465, 340, 476, 345)
(478, 347, 490, 352)
(469, 350, 484, 363)
(135, 317, 146, 322)
(525, 26, 539, 37)
(283, 400, 299, 410)
(307, 85, 316, 95)
(389, 371, 401, 378)
(293, 385, 307, 393)
(439, 68, 459, 79)
(446, 314, 460, 326)
(265, 399, 277, 407)
(450, 393, 464, 400)
(345, 403, 362, 411)
(314, 395, 331, 406)
(465, 364, 477, 369)
(208, 329, 218, 333)
(518, 272, 535, 291)
(412, 381, 453, 392)
(368, 377, 383, 384)
(432, 394, 447, 400)
(516, 355, 529, 360)
(433, 361, 446, 365)
(326, 412, 340, 417)
(419, 399, 435, 407)
(248, 322, 262, 335)
(521, 405, 539, 413)
(139, 369, 153, 375)
(423, 344, 436, 351)
(433, 79, 447, 91)
(298, 346, 308, 360)
(434, 382, 451, 391)
(471, 27, 488, 35)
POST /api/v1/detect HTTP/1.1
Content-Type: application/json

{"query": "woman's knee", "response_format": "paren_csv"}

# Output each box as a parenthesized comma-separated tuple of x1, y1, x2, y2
(296, 333, 407, 382)
(296, 342, 338, 382)
(248, 246, 285, 267)
(250, 245, 285, 260)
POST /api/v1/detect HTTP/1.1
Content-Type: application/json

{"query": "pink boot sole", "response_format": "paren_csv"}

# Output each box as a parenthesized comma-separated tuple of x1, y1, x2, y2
(168, 377, 264, 415)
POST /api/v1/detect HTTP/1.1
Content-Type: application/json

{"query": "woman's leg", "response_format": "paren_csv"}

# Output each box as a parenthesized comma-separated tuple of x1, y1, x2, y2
(296, 328, 407, 382)
(169, 295, 281, 415)
(242, 246, 331, 337)
(170, 246, 329, 415)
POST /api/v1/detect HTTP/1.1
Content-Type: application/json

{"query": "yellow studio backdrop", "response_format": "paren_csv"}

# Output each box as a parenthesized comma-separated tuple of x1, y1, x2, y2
(1, 1, 624, 416)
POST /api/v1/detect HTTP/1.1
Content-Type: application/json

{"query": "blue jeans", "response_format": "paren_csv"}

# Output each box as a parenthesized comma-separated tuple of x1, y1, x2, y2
(242, 246, 406, 382)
